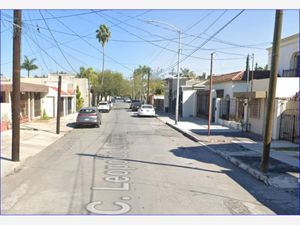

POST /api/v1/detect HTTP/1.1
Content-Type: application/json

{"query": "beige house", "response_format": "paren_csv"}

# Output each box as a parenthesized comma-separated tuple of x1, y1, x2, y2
(0, 82, 49, 131)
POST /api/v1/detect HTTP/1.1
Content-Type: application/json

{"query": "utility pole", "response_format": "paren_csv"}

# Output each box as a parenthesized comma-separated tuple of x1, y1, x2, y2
(260, 10, 283, 173)
(141, 74, 144, 102)
(56, 75, 62, 134)
(246, 54, 250, 92)
(251, 53, 254, 92)
(11, 10, 22, 162)
(147, 70, 150, 104)
(175, 30, 181, 125)
(207, 53, 214, 136)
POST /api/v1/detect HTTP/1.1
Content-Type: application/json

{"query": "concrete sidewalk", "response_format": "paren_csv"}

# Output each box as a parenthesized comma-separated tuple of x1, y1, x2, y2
(1, 113, 78, 178)
(156, 112, 299, 192)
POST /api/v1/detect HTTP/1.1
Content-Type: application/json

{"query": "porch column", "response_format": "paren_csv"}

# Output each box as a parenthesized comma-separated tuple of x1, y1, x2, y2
(30, 92, 34, 119)
(27, 92, 31, 121)
(215, 98, 220, 124)
(243, 99, 248, 124)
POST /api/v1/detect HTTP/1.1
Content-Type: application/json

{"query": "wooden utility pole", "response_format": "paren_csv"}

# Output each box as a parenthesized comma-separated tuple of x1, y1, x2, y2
(11, 10, 22, 162)
(146, 71, 150, 104)
(56, 76, 62, 134)
(251, 53, 254, 92)
(207, 53, 214, 136)
(246, 54, 250, 92)
(260, 10, 283, 173)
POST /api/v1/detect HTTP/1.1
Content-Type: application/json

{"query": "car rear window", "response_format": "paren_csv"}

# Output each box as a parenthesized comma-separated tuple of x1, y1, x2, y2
(79, 108, 97, 113)
(142, 105, 153, 109)
(99, 102, 108, 105)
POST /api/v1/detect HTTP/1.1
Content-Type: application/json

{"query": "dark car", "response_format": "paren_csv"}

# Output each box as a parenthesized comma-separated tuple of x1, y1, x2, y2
(130, 100, 140, 109)
(76, 107, 102, 128)
(131, 101, 142, 111)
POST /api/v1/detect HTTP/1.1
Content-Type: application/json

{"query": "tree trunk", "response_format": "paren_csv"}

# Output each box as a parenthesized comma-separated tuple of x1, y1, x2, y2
(28, 70, 30, 78)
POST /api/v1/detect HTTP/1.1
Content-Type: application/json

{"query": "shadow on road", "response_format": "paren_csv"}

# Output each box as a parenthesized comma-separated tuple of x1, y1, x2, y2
(66, 122, 97, 129)
(0, 156, 12, 161)
(76, 153, 224, 174)
(170, 144, 299, 215)
(190, 129, 263, 141)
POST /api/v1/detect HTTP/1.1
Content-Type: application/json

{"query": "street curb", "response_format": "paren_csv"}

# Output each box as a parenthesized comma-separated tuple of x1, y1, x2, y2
(155, 117, 271, 186)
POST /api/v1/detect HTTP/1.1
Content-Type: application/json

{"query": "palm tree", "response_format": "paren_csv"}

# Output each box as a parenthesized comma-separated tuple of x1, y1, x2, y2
(21, 56, 38, 78)
(179, 68, 196, 78)
(96, 24, 111, 87)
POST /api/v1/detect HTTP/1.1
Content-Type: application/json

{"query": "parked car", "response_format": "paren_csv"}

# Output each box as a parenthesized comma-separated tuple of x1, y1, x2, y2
(108, 100, 113, 110)
(123, 97, 131, 103)
(137, 104, 156, 117)
(76, 107, 102, 128)
(98, 101, 110, 112)
(130, 100, 140, 109)
(131, 101, 142, 111)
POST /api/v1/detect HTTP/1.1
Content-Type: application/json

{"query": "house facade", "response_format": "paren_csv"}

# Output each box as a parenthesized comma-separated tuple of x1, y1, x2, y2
(233, 33, 299, 142)
(21, 76, 79, 118)
(266, 33, 299, 77)
(163, 77, 190, 114)
(1, 81, 49, 131)
(200, 71, 270, 128)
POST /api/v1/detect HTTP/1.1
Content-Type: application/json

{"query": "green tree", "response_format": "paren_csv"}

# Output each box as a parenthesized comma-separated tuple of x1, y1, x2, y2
(96, 24, 111, 86)
(179, 68, 196, 78)
(132, 65, 151, 102)
(76, 67, 99, 106)
(21, 56, 38, 78)
(76, 85, 84, 111)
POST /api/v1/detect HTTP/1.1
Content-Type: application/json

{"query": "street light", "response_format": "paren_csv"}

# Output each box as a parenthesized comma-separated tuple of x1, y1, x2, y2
(146, 20, 181, 125)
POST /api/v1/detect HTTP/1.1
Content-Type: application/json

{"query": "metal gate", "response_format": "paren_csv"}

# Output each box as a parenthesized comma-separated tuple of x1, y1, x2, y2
(279, 113, 298, 143)
(34, 93, 41, 117)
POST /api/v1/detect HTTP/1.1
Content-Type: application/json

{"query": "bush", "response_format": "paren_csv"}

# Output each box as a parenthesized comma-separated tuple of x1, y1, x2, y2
(41, 109, 49, 120)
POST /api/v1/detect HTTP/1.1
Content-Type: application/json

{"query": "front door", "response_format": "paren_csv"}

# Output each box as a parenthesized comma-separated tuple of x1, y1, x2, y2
(212, 98, 216, 122)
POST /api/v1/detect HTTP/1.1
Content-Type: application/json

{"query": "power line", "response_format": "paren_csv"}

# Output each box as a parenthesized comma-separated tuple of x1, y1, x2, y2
(181, 10, 245, 64)
(39, 10, 78, 73)
(184, 10, 215, 32)
(160, 10, 245, 74)
(24, 32, 73, 73)
(146, 10, 216, 65)
(23, 10, 106, 21)
(96, 11, 254, 61)
(186, 10, 227, 46)
(92, 11, 223, 62)
(3, 11, 272, 51)
(44, 10, 134, 73)
(26, 11, 52, 73)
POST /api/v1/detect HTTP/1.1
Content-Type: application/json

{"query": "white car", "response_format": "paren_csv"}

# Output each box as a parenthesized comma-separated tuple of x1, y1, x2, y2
(137, 104, 156, 117)
(98, 101, 110, 112)
(108, 100, 113, 109)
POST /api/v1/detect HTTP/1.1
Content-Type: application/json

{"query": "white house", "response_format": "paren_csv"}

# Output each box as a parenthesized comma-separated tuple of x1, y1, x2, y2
(196, 70, 270, 127)
(181, 79, 206, 118)
(233, 33, 299, 142)
(266, 33, 299, 77)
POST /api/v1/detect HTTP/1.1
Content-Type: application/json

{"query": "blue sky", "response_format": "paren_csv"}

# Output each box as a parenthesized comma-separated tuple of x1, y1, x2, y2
(0, 9, 299, 79)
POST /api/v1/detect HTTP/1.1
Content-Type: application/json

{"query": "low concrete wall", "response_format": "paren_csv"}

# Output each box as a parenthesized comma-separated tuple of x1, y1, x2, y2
(216, 118, 242, 131)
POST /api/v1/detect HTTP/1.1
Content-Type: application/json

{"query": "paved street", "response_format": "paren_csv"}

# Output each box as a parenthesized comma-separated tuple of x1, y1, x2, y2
(1, 103, 298, 215)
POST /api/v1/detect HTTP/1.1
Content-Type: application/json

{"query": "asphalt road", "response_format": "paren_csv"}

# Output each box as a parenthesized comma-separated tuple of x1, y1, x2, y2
(1, 103, 298, 215)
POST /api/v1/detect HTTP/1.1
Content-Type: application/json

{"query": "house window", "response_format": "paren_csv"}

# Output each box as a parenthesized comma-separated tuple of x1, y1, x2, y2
(290, 51, 299, 70)
(0, 92, 8, 103)
(249, 99, 260, 119)
(216, 90, 224, 98)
